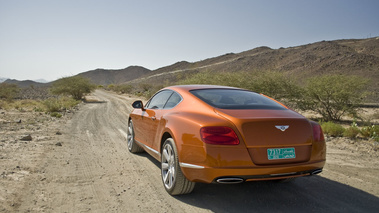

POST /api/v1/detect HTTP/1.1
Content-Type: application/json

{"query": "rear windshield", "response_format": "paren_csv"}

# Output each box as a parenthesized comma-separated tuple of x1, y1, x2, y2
(190, 89, 287, 110)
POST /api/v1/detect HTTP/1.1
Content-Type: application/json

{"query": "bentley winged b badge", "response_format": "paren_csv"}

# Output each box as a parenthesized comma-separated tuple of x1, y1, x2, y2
(275, 125, 289, 132)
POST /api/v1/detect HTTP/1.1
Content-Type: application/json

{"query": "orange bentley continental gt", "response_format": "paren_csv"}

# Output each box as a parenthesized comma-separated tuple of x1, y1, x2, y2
(127, 85, 326, 195)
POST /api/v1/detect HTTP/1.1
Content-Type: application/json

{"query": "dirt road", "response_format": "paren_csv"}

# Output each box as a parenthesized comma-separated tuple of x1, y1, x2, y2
(1, 90, 379, 212)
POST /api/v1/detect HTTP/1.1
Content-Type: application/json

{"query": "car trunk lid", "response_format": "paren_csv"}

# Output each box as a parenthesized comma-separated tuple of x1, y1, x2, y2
(214, 108, 313, 165)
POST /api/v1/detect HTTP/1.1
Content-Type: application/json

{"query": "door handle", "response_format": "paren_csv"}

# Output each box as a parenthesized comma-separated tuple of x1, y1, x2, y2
(151, 116, 156, 121)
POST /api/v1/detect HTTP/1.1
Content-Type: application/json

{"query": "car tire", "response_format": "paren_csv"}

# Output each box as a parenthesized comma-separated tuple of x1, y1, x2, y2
(127, 120, 144, 153)
(161, 138, 195, 195)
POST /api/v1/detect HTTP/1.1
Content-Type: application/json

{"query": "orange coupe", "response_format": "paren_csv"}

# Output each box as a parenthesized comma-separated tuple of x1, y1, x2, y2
(127, 85, 326, 195)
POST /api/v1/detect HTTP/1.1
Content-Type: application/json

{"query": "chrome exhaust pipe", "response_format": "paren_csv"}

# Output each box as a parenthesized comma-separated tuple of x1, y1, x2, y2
(216, 178, 244, 184)
(311, 169, 323, 175)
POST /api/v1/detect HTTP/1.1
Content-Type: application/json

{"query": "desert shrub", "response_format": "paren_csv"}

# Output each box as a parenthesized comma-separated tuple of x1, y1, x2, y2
(0, 99, 44, 111)
(43, 98, 61, 112)
(361, 125, 379, 140)
(50, 76, 96, 100)
(134, 84, 164, 99)
(43, 97, 80, 113)
(143, 85, 164, 99)
(115, 84, 133, 94)
(296, 75, 369, 121)
(59, 96, 80, 110)
(321, 121, 345, 137)
(50, 112, 62, 118)
(0, 83, 20, 100)
(107, 84, 115, 90)
(12, 100, 43, 112)
(343, 126, 360, 139)
(34, 107, 44, 112)
(247, 71, 302, 104)
(139, 83, 152, 92)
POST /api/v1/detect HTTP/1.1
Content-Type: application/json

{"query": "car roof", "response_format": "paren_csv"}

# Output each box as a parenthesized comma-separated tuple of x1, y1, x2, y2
(165, 85, 241, 93)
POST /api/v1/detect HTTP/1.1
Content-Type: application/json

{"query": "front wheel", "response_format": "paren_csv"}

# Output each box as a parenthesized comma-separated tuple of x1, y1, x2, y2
(127, 120, 144, 153)
(161, 138, 195, 195)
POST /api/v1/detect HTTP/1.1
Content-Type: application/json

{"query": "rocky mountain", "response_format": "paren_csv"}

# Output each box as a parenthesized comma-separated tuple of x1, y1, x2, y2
(78, 66, 151, 85)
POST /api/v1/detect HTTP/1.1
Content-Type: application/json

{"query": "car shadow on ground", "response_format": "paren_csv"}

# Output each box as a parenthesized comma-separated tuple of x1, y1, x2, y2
(139, 153, 379, 212)
(178, 177, 379, 212)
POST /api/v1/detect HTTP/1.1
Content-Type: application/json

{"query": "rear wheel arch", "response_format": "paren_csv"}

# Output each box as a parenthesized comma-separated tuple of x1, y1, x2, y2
(160, 132, 173, 154)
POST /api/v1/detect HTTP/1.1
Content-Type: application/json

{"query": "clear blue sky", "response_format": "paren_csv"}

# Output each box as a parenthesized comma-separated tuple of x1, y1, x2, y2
(1, 0, 378, 81)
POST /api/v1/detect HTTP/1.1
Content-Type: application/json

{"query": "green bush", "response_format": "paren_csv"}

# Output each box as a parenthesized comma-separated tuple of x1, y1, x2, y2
(321, 121, 345, 137)
(50, 112, 62, 118)
(43, 97, 80, 113)
(296, 74, 369, 121)
(50, 76, 96, 100)
(343, 126, 360, 139)
(114, 84, 133, 94)
(0, 83, 20, 100)
(44, 98, 61, 112)
(361, 125, 379, 141)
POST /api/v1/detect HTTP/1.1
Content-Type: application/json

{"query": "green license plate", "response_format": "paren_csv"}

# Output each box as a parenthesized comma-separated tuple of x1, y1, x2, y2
(267, 148, 296, 160)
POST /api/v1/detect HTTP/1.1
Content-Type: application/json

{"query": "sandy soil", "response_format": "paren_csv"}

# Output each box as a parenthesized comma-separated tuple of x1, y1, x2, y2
(1, 90, 378, 212)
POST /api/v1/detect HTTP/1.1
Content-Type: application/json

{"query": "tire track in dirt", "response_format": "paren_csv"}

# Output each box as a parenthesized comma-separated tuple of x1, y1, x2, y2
(15, 90, 206, 212)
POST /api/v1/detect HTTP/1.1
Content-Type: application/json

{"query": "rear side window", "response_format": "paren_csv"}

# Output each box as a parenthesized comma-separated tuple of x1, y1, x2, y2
(146, 90, 173, 109)
(190, 89, 286, 110)
(164, 92, 182, 109)
(145, 90, 182, 109)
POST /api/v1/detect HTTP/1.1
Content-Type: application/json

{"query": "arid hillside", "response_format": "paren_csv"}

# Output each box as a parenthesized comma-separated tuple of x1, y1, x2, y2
(129, 37, 379, 100)
(78, 66, 151, 85)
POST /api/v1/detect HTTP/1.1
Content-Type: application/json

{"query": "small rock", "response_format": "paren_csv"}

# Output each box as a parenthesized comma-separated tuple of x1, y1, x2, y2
(20, 135, 32, 141)
(16, 119, 21, 123)
(55, 142, 62, 146)
(56, 131, 63, 135)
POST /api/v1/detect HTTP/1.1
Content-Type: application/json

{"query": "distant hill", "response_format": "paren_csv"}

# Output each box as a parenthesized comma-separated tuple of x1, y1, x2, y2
(34, 79, 49, 83)
(78, 66, 151, 85)
(127, 37, 379, 101)
(0, 66, 151, 88)
(3, 79, 49, 88)
(0, 77, 8, 83)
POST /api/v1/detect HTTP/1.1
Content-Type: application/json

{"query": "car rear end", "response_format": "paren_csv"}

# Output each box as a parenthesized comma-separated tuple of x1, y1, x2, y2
(178, 87, 326, 183)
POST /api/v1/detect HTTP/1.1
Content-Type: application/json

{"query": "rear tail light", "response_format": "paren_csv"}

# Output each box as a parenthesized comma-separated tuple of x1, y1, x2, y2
(310, 121, 325, 142)
(200, 126, 240, 145)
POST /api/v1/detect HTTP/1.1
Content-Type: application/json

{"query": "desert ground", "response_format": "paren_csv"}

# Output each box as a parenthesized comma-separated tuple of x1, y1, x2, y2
(1, 90, 378, 212)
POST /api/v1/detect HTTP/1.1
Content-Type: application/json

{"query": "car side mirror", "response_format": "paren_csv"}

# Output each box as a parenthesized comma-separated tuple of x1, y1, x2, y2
(132, 100, 145, 110)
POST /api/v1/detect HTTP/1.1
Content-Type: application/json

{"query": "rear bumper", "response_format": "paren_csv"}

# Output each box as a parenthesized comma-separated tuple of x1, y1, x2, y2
(180, 160, 325, 184)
